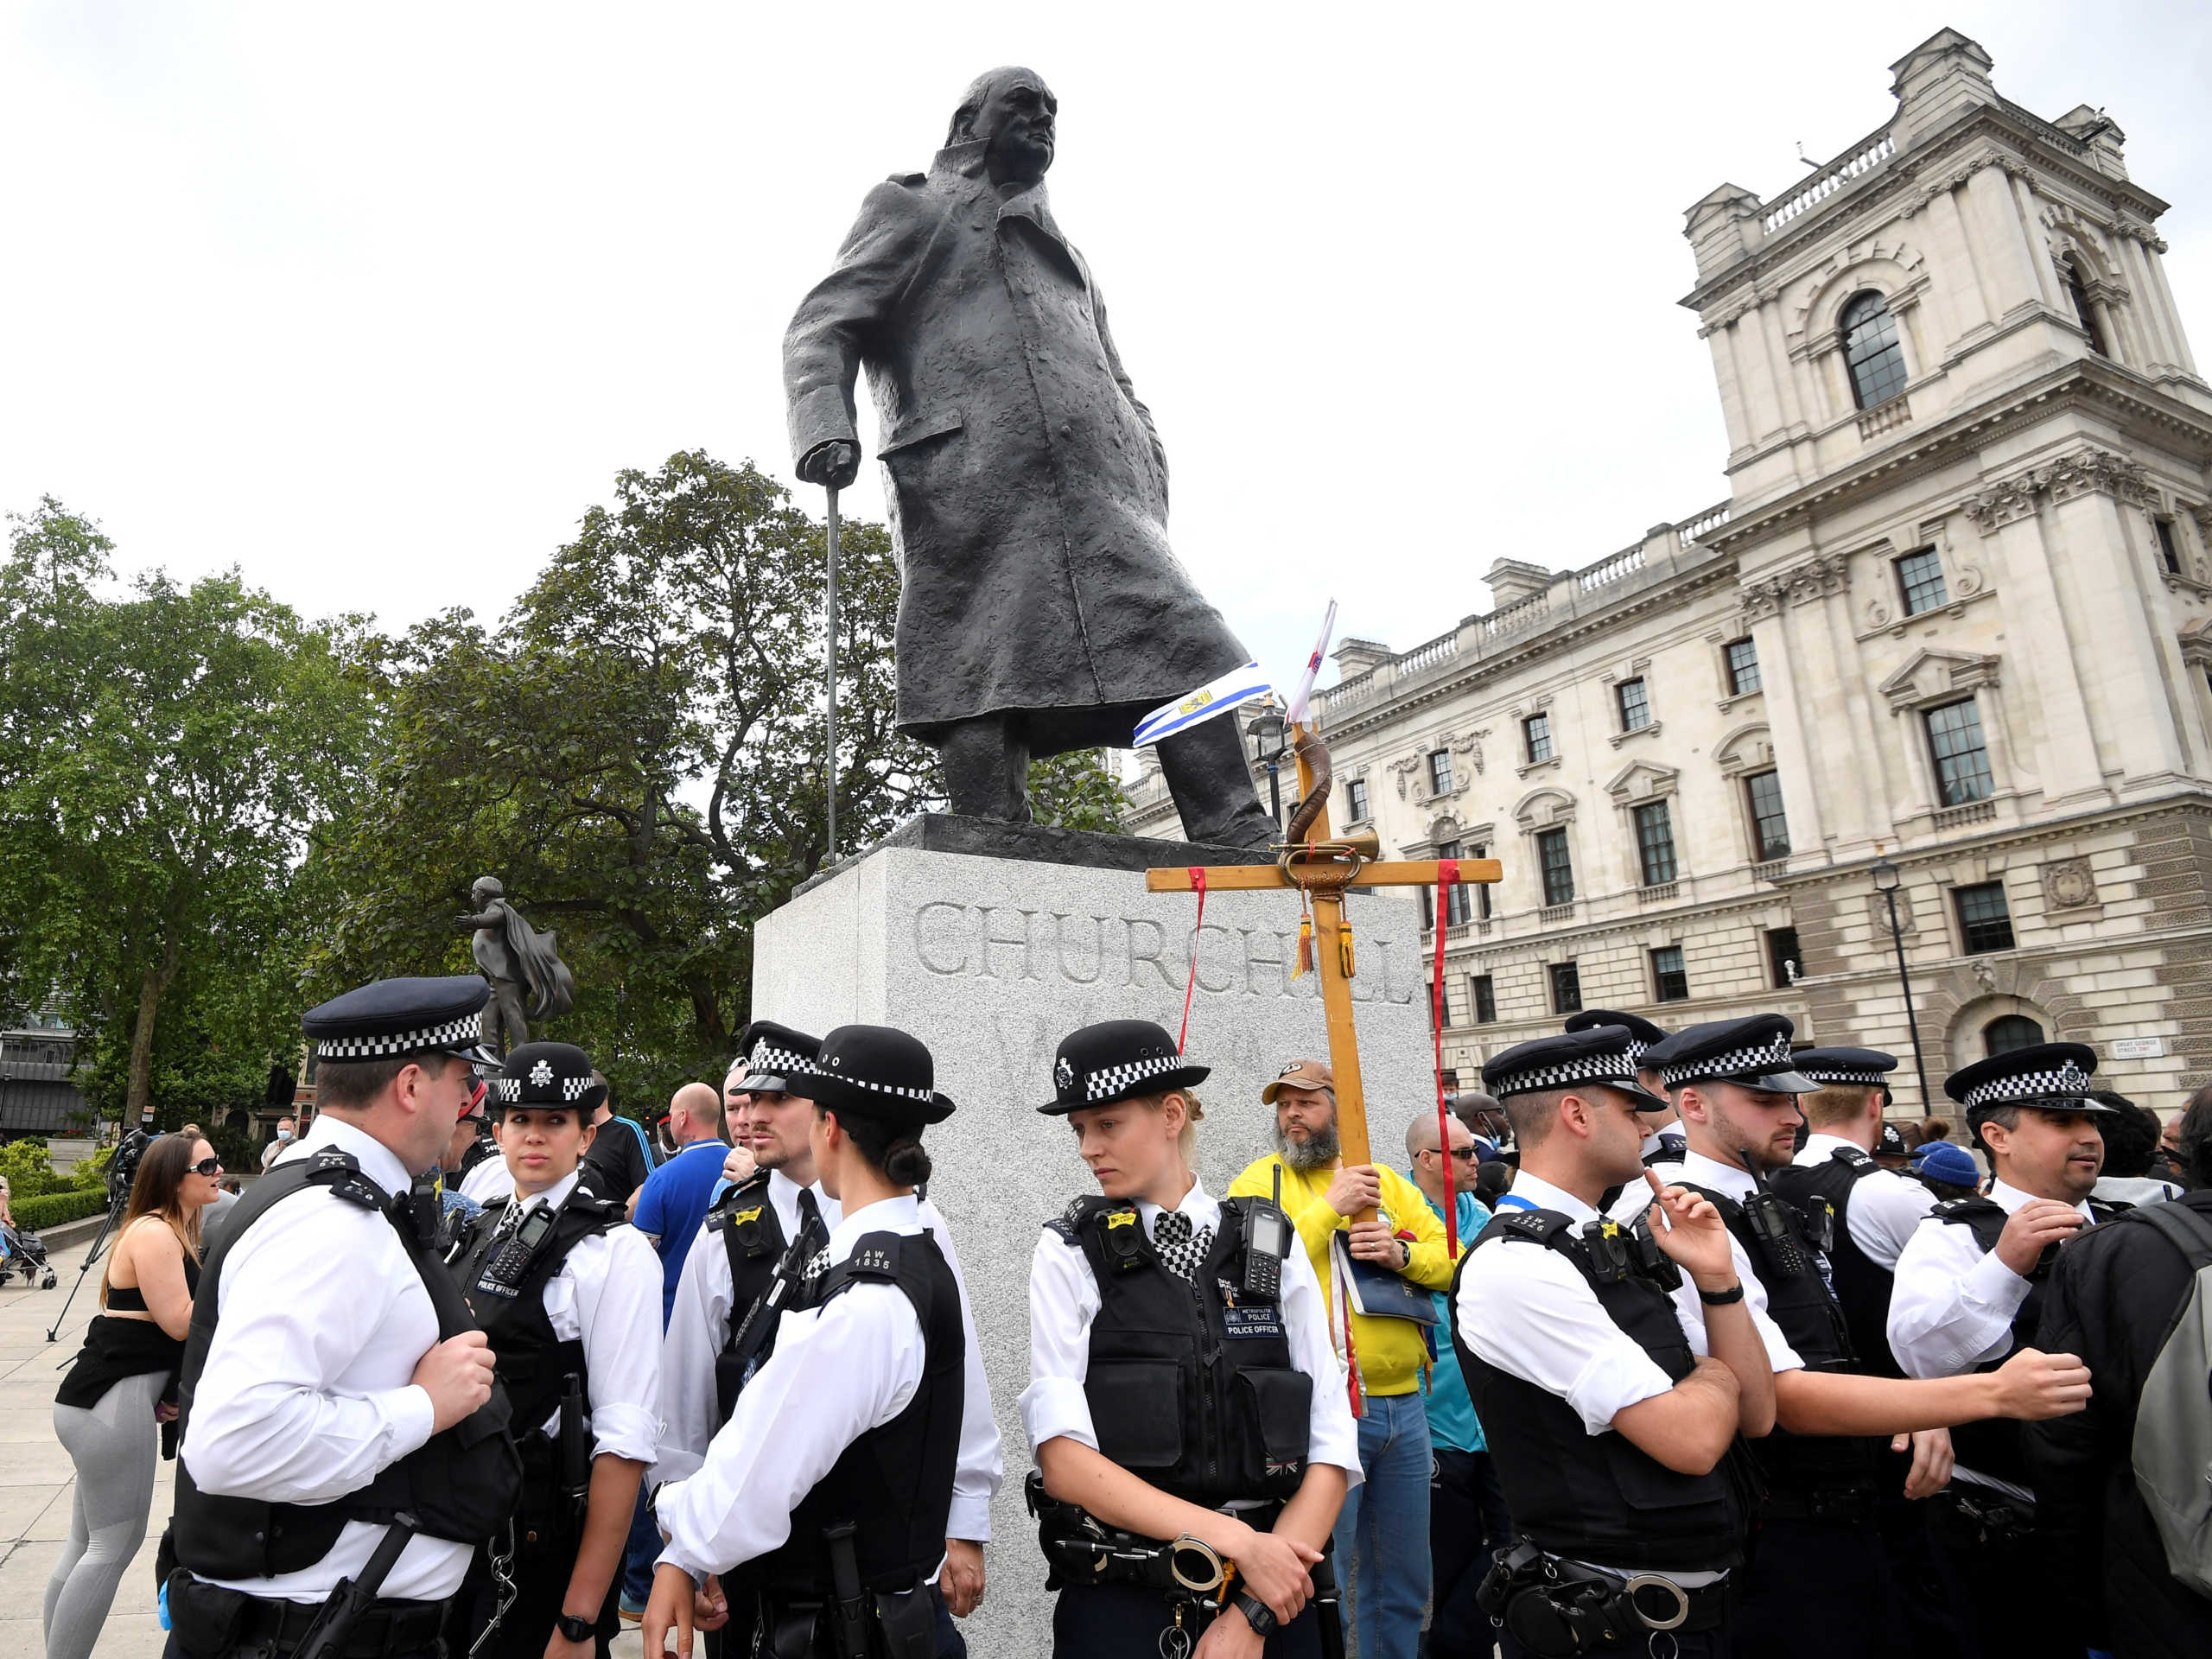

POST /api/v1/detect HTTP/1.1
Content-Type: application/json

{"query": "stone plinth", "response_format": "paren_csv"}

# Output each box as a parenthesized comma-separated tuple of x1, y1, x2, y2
(750, 823, 1439, 1656)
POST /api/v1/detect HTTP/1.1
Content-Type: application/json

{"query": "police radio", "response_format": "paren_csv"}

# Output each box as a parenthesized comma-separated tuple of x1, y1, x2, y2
(1241, 1166, 1290, 1300)
(471, 1203, 560, 1301)
(1739, 1151, 1809, 1278)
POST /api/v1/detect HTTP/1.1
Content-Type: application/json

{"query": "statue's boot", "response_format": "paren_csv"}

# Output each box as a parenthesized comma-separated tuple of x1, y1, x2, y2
(940, 714, 1034, 823)
(1157, 718, 1277, 851)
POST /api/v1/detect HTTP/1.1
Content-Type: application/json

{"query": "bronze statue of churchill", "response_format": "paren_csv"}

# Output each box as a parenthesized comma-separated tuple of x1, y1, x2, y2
(785, 67, 1275, 849)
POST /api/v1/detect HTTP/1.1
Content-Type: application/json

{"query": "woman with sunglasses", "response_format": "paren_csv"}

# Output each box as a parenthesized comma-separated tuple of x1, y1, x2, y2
(46, 1131, 223, 1659)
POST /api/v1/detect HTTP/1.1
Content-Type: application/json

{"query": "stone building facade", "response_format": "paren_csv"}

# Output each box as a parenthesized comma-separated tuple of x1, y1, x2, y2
(1127, 29, 2212, 1120)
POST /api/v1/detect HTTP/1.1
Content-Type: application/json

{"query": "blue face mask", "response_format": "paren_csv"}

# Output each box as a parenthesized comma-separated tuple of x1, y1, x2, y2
(276, 1128, 293, 1141)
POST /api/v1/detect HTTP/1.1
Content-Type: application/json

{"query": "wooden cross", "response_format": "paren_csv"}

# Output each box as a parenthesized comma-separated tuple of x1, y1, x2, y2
(1146, 724, 1503, 1215)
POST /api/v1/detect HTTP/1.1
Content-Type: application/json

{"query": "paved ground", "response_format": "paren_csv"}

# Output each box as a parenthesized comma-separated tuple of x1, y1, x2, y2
(1, 1233, 654, 1658)
(0, 1231, 167, 1657)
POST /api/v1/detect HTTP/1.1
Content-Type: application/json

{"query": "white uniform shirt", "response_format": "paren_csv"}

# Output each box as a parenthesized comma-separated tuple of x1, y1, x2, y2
(656, 1194, 964, 1583)
(1790, 1134, 1937, 1272)
(181, 1116, 468, 1603)
(1602, 1152, 1804, 1373)
(1018, 1176, 1363, 1488)
(460, 1154, 516, 1206)
(483, 1169, 663, 1464)
(653, 1171, 1003, 1536)
(1887, 1178, 2098, 1379)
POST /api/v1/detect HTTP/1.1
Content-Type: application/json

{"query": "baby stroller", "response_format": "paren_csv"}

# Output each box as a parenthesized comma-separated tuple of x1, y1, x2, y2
(0, 1221, 59, 1288)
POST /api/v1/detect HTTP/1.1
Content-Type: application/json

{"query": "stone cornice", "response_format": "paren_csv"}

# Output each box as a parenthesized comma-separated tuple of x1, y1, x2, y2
(1707, 364, 2212, 560)
(1681, 101, 2174, 316)
(1446, 880, 1796, 965)
(1961, 441, 2159, 535)
(1319, 559, 1741, 745)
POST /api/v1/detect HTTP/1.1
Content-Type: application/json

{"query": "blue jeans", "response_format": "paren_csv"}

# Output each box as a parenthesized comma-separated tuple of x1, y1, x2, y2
(1331, 1389, 1431, 1659)
(621, 1485, 660, 1606)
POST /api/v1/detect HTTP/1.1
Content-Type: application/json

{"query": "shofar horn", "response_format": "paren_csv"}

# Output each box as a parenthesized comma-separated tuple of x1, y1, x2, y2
(1283, 725, 1333, 843)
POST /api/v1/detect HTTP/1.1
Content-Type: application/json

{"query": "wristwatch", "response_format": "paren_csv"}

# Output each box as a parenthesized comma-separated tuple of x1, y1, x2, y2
(1234, 1590, 1279, 1636)
(556, 1612, 597, 1643)
(1397, 1238, 1413, 1270)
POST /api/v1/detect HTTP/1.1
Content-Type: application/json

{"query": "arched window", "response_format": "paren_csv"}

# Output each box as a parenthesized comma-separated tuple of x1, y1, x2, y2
(1840, 291, 1910, 410)
(2058, 256, 2109, 357)
(1982, 1014, 2044, 1057)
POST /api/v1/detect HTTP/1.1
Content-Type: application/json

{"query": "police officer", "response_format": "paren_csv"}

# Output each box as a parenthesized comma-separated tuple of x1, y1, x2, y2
(1024, 1020, 1360, 1657)
(1770, 1048, 1971, 1659)
(1618, 1019, 2091, 1658)
(163, 976, 518, 1659)
(657, 1022, 1001, 1645)
(1566, 1011, 1675, 1210)
(1887, 1044, 2116, 1659)
(448, 1042, 663, 1659)
(645, 1025, 969, 1659)
(1452, 1026, 1776, 1658)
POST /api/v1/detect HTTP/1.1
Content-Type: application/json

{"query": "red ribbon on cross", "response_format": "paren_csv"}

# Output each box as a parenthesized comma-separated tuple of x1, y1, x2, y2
(1177, 868, 1207, 1053)
(1431, 858, 1461, 1257)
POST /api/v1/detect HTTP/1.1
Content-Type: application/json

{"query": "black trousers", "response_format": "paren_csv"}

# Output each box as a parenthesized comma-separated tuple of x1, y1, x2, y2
(1926, 1491, 2071, 1659)
(1732, 1512, 1897, 1659)
(1052, 1580, 1325, 1657)
(1427, 1446, 1510, 1659)
(450, 1541, 620, 1659)
(1873, 1480, 1982, 1659)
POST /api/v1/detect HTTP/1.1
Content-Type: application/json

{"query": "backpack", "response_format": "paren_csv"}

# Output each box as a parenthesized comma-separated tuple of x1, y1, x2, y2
(2126, 1201, 2212, 1598)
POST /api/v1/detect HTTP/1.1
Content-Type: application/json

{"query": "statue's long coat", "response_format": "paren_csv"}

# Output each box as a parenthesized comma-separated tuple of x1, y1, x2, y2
(785, 141, 1249, 753)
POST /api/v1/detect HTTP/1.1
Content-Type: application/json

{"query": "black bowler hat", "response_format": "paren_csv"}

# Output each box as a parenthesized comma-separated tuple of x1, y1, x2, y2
(1794, 1046, 1898, 1089)
(1643, 1014, 1815, 1095)
(1481, 1027, 1668, 1111)
(490, 1041, 605, 1116)
(785, 1025, 955, 1126)
(302, 976, 499, 1070)
(734, 1020, 822, 1096)
(1563, 1009, 1669, 1062)
(1039, 1020, 1210, 1116)
(1944, 1042, 2114, 1118)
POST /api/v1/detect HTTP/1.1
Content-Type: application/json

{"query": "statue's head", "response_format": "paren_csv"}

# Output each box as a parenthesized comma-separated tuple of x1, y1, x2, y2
(472, 876, 504, 904)
(946, 67, 1056, 186)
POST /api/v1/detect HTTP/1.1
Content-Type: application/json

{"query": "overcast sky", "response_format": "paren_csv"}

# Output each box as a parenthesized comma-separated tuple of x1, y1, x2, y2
(3, 2, 2205, 706)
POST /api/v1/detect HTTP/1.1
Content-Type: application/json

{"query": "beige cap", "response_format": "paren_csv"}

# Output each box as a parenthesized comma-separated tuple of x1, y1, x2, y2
(1262, 1058, 1335, 1103)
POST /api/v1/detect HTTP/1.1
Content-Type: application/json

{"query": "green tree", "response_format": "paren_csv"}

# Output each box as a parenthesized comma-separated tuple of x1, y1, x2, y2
(0, 499, 372, 1126)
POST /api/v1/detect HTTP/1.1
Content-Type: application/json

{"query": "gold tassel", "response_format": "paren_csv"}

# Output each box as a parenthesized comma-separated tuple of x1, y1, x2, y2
(1293, 891, 1315, 980)
(1339, 918, 1356, 979)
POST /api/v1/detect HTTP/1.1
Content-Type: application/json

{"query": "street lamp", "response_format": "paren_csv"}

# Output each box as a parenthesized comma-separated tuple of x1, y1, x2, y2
(1871, 854, 1935, 1117)
(1245, 708, 1289, 830)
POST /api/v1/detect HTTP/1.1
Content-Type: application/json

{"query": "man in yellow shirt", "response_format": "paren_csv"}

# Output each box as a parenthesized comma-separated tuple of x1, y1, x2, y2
(1230, 1058, 1452, 1659)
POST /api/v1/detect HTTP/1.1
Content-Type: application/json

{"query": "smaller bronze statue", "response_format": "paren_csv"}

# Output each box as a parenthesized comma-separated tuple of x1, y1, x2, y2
(460, 876, 575, 1056)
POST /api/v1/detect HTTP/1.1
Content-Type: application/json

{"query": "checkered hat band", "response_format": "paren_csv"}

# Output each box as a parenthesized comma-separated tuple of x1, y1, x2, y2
(1962, 1062, 2094, 1109)
(1085, 1052, 1186, 1102)
(315, 1012, 483, 1062)
(1495, 1052, 1641, 1096)
(748, 1043, 811, 1079)
(831, 1071, 934, 1103)
(1802, 1065, 1884, 1087)
(1658, 1034, 1795, 1087)
(493, 1074, 592, 1103)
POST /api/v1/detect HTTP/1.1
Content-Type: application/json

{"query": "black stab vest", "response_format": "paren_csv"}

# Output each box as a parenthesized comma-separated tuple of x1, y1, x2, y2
(1674, 1176, 1879, 1498)
(1770, 1148, 1904, 1379)
(1930, 1196, 2126, 1487)
(1452, 1208, 1752, 1572)
(173, 1150, 522, 1580)
(450, 1186, 625, 1551)
(737, 1230, 963, 1599)
(707, 1175, 798, 1421)
(1057, 1196, 1312, 1507)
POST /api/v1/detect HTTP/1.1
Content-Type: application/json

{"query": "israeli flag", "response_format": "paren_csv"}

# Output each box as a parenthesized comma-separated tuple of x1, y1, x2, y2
(1132, 661, 1274, 749)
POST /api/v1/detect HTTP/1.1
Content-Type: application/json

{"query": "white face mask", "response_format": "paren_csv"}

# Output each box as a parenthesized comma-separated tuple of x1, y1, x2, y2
(276, 1128, 293, 1141)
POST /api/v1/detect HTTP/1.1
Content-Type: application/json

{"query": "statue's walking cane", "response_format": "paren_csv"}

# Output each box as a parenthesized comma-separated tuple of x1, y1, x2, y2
(823, 484, 840, 862)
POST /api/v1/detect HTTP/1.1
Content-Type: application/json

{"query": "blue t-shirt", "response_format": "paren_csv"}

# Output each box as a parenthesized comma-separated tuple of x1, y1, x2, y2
(1412, 1177, 1491, 1454)
(633, 1141, 730, 1325)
